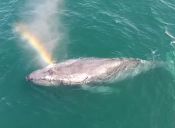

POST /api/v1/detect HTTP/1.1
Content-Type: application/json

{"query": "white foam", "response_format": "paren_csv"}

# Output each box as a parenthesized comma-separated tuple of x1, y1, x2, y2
(165, 28, 175, 40)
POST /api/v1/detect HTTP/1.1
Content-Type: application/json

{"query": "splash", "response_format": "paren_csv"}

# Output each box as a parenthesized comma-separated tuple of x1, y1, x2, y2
(15, 24, 53, 65)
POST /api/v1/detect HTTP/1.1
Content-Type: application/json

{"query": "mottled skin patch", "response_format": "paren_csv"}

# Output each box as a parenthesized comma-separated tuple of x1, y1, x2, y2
(27, 58, 153, 86)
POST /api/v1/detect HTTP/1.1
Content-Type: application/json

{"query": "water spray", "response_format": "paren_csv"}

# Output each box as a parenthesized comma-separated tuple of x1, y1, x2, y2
(15, 23, 53, 65)
(15, 0, 64, 65)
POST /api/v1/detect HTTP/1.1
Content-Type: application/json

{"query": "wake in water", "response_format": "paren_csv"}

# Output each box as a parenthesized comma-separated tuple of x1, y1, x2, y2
(165, 28, 175, 76)
(81, 85, 115, 94)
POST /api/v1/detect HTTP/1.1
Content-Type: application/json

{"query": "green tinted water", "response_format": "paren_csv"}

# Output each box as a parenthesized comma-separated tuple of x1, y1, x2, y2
(0, 0, 175, 128)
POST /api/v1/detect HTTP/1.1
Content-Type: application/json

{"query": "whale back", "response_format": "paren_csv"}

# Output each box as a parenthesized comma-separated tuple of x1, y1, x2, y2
(27, 58, 153, 86)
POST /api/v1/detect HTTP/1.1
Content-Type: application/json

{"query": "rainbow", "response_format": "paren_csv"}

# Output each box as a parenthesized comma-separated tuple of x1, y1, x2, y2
(15, 24, 53, 65)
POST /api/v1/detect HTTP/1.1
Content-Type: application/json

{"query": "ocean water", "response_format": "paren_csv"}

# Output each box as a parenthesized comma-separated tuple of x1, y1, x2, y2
(1, 0, 175, 128)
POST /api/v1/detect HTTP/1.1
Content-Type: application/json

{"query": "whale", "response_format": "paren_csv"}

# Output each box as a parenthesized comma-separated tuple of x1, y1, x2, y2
(26, 58, 158, 86)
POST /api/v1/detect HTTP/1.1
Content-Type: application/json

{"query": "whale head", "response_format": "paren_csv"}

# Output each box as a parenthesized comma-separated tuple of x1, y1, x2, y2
(26, 64, 57, 86)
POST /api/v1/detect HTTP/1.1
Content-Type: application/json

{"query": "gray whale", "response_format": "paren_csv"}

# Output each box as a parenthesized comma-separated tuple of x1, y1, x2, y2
(26, 58, 157, 86)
